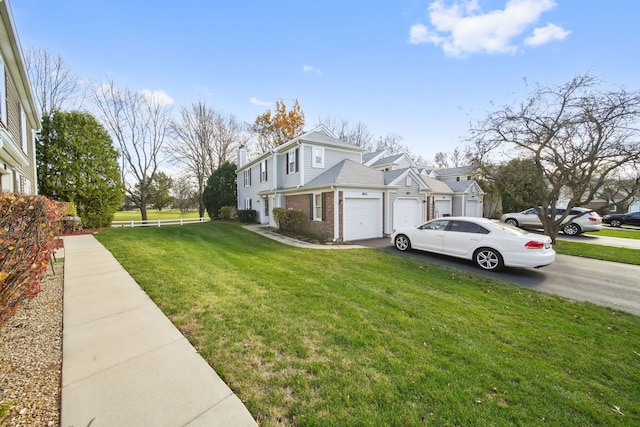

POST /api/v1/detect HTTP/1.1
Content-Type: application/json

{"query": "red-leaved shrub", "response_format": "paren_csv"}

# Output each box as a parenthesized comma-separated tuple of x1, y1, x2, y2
(0, 192, 60, 325)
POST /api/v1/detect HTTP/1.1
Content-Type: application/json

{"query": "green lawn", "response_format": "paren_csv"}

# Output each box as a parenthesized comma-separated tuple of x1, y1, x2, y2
(96, 222, 640, 426)
(554, 241, 640, 265)
(113, 209, 207, 221)
(587, 227, 640, 240)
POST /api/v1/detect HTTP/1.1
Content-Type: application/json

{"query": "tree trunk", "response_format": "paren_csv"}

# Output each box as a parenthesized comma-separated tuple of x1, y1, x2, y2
(140, 202, 148, 222)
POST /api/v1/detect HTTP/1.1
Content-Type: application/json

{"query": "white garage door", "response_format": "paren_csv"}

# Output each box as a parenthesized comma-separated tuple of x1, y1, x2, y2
(393, 198, 422, 230)
(466, 199, 480, 217)
(344, 197, 382, 241)
(434, 200, 451, 218)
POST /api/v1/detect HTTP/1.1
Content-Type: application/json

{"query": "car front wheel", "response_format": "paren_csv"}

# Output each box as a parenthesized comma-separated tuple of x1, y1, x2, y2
(562, 223, 581, 235)
(394, 235, 411, 251)
(610, 219, 622, 227)
(504, 218, 518, 227)
(473, 248, 504, 271)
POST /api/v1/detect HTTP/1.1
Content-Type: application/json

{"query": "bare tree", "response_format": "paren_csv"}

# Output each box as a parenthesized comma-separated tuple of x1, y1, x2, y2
(25, 46, 84, 115)
(92, 79, 173, 221)
(433, 148, 470, 169)
(317, 116, 374, 150)
(374, 132, 408, 155)
(469, 72, 640, 242)
(171, 174, 198, 213)
(169, 100, 247, 217)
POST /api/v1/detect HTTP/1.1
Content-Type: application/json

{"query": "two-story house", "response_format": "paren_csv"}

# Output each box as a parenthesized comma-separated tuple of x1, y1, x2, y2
(238, 126, 436, 241)
(237, 127, 485, 242)
(0, 0, 41, 195)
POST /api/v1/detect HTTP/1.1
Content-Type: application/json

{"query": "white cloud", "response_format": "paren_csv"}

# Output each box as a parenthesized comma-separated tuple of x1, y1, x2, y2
(140, 89, 174, 106)
(408, 0, 569, 57)
(303, 64, 323, 75)
(249, 97, 271, 107)
(524, 22, 571, 46)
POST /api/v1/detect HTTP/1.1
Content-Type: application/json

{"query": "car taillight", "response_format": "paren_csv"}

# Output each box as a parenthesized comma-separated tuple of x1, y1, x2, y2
(588, 217, 598, 222)
(525, 240, 545, 249)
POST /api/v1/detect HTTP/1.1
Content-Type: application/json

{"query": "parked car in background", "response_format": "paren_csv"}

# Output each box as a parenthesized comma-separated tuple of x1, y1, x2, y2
(602, 211, 640, 227)
(500, 207, 602, 235)
(391, 217, 555, 272)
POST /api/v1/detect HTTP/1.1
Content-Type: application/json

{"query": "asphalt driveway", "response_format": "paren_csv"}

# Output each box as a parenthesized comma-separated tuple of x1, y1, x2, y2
(357, 237, 640, 316)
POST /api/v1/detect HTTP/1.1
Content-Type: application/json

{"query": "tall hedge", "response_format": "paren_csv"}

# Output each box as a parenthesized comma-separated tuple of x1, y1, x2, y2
(36, 110, 124, 228)
(0, 193, 60, 324)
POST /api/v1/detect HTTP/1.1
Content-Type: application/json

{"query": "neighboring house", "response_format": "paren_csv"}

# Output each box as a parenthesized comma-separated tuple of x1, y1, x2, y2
(0, 0, 40, 195)
(423, 165, 485, 217)
(237, 127, 484, 241)
(364, 151, 416, 171)
(446, 180, 484, 217)
(435, 165, 478, 183)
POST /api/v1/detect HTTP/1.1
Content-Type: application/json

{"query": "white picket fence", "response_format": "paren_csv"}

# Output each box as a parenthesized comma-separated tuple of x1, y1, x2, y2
(111, 217, 207, 228)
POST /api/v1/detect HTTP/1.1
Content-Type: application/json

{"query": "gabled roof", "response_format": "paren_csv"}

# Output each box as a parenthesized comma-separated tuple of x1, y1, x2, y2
(369, 153, 414, 169)
(304, 159, 385, 188)
(447, 180, 484, 194)
(435, 165, 478, 177)
(383, 167, 427, 189)
(362, 150, 388, 166)
(424, 176, 454, 194)
(277, 125, 365, 153)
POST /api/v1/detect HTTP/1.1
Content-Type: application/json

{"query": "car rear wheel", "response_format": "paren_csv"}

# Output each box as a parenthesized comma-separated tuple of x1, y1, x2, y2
(473, 247, 504, 271)
(504, 218, 519, 227)
(394, 235, 411, 251)
(610, 219, 622, 227)
(562, 223, 581, 235)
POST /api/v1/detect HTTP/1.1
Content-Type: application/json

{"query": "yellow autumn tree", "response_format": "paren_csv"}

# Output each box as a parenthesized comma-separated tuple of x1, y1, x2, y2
(253, 98, 305, 152)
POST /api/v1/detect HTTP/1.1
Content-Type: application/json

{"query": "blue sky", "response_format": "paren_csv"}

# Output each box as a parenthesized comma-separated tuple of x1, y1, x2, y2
(10, 0, 640, 162)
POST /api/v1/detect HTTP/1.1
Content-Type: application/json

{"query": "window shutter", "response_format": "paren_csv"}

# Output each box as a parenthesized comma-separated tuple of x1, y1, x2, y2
(322, 193, 326, 221)
(295, 148, 299, 173)
(310, 194, 314, 220)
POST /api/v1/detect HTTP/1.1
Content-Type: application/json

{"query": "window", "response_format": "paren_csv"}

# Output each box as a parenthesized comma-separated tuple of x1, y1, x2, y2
(313, 193, 323, 221)
(448, 220, 489, 234)
(406, 176, 412, 187)
(244, 169, 251, 187)
(421, 220, 448, 231)
(264, 197, 269, 217)
(244, 198, 252, 210)
(312, 146, 324, 168)
(287, 148, 298, 174)
(260, 160, 268, 182)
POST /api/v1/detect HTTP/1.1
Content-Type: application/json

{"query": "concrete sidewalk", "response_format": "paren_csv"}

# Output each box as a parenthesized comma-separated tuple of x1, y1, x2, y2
(61, 234, 257, 427)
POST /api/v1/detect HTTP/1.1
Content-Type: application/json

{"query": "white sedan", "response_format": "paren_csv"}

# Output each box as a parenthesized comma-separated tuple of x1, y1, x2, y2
(391, 217, 555, 272)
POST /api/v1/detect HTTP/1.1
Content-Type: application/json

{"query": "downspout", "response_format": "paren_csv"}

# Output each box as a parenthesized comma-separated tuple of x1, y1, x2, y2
(333, 186, 340, 242)
(298, 143, 304, 188)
